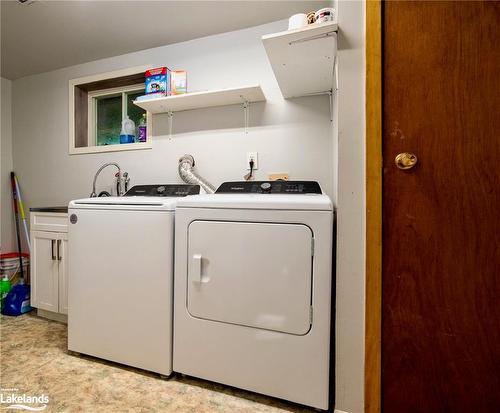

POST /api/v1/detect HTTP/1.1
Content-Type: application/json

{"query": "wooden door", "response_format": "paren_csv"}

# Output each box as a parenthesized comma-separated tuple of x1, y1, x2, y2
(382, 2, 500, 412)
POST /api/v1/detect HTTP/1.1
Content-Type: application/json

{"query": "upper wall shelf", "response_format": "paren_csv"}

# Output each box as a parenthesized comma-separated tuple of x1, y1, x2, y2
(133, 85, 266, 114)
(262, 21, 338, 99)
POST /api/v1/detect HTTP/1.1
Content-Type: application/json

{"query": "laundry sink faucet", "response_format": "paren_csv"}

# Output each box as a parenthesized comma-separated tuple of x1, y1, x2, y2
(90, 162, 129, 197)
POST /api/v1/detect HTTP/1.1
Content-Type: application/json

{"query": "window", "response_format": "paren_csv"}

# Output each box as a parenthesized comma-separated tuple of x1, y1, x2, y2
(69, 66, 152, 155)
(89, 85, 145, 146)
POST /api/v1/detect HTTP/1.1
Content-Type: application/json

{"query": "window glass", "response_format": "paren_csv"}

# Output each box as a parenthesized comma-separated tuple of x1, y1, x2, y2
(96, 94, 122, 146)
(126, 91, 146, 129)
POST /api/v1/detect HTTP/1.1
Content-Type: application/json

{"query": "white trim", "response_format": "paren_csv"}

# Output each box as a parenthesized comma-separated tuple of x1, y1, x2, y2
(70, 140, 153, 155)
(121, 92, 127, 128)
(68, 65, 151, 155)
(87, 92, 96, 147)
(334, 410, 350, 413)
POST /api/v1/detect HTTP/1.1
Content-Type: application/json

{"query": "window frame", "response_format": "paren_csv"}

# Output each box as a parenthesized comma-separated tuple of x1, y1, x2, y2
(69, 66, 153, 155)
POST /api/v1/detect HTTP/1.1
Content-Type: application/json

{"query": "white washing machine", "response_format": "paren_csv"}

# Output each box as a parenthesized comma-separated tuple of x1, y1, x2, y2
(68, 184, 199, 376)
(173, 181, 334, 410)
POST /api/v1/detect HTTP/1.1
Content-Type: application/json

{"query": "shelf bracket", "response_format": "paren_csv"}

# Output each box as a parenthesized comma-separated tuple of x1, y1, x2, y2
(241, 98, 250, 134)
(167, 110, 174, 140)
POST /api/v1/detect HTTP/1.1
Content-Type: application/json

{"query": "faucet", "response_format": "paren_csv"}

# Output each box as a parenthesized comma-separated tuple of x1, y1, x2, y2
(122, 171, 130, 193)
(90, 162, 129, 197)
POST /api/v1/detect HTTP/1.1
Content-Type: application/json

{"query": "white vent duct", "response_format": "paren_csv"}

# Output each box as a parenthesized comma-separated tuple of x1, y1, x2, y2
(178, 155, 216, 194)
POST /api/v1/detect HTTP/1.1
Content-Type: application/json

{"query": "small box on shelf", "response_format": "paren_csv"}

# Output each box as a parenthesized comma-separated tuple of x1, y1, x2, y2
(171, 71, 187, 95)
(145, 67, 171, 97)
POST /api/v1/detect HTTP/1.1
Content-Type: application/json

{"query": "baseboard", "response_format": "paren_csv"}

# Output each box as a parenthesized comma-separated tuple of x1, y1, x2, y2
(334, 410, 350, 413)
(37, 308, 67, 324)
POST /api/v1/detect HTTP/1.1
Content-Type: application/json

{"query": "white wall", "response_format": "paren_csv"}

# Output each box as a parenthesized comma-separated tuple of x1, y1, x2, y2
(11, 11, 366, 413)
(1, 77, 15, 253)
(11, 21, 334, 207)
(335, 1, 366, 412)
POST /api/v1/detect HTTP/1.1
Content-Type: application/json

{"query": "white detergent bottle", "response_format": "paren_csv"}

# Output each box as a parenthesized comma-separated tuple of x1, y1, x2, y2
(119, 116, 135, 144)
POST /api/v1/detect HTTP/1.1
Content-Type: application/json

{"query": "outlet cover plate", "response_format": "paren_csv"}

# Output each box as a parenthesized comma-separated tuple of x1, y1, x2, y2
(246, 152, 259, 170)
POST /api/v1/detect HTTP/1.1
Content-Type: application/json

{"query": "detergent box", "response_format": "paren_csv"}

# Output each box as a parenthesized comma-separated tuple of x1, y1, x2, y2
(145, 67, 171, 96)
(171, 70, 187, 95)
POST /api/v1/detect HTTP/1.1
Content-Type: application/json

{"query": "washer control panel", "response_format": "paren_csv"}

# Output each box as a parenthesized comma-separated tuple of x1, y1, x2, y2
(124, 184, 200, 197)
(216, 181, 322, 194)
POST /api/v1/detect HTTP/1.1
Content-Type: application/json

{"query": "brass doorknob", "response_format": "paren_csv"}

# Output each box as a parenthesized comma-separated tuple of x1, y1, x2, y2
(395, 152, 418, 170)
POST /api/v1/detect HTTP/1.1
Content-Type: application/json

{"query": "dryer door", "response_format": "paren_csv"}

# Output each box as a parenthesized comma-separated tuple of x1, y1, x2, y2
(187, 220, 313, 335)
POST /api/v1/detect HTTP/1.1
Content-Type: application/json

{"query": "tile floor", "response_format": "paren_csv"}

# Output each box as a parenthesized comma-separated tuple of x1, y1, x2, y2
(0, 313, 314, 413)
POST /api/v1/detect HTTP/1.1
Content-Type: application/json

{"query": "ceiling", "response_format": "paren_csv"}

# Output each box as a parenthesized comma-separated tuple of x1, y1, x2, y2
(1, 0, 330, 80)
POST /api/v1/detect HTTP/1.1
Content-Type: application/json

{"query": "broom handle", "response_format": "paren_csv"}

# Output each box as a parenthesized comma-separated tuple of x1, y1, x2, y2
(10, 172, 24, 280)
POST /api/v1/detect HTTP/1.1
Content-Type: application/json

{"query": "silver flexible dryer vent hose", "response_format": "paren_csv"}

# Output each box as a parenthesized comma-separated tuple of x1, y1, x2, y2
(178, 154, 216, 194)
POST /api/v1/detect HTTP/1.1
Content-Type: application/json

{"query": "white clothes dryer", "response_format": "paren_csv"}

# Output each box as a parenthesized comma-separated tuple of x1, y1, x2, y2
(173, 181, 334, 409)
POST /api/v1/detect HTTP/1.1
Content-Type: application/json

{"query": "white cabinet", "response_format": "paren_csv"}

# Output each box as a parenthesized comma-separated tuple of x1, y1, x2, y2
(58, 236, 68, 314)
(30, 212, 68, 322)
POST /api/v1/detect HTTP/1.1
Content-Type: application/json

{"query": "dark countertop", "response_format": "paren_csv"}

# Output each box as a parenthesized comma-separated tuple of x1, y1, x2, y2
(30, 206, 68, 213)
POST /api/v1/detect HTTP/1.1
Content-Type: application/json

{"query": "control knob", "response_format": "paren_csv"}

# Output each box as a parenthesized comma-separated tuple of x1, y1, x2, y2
(260, 182, 272, 192)
(156, 186, 166, 194)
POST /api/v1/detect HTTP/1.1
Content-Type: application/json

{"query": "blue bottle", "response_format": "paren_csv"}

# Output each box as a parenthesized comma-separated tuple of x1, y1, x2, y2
(1, 280, 32, 316)
(119, 116, 135, 144)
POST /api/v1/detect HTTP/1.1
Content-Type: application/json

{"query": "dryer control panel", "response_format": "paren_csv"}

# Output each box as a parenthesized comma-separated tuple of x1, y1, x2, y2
(216, 181, 322, 194)
(124, 184, 200, 197)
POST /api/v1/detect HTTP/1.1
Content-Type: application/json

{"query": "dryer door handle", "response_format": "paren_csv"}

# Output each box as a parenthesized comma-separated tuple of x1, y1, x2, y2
(192, 254, 203, 282)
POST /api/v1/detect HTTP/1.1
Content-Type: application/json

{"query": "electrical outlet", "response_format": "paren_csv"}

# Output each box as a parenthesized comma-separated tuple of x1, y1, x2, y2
(246, 152, 259, 170)
(268, 173, 289, 181)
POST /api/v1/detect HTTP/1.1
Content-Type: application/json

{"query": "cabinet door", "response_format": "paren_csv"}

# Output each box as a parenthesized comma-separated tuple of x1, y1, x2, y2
(57, 233, 68, 314)
(31, 231, 59, 312)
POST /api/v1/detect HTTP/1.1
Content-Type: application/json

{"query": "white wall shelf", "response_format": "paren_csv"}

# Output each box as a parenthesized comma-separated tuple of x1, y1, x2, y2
(262, 22, 338, 99)
(133, 85, 266, 114)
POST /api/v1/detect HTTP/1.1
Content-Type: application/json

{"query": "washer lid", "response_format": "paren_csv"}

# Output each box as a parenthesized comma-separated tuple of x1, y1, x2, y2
(69, 196, 179, 211)
(176, 193, 333, 211)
